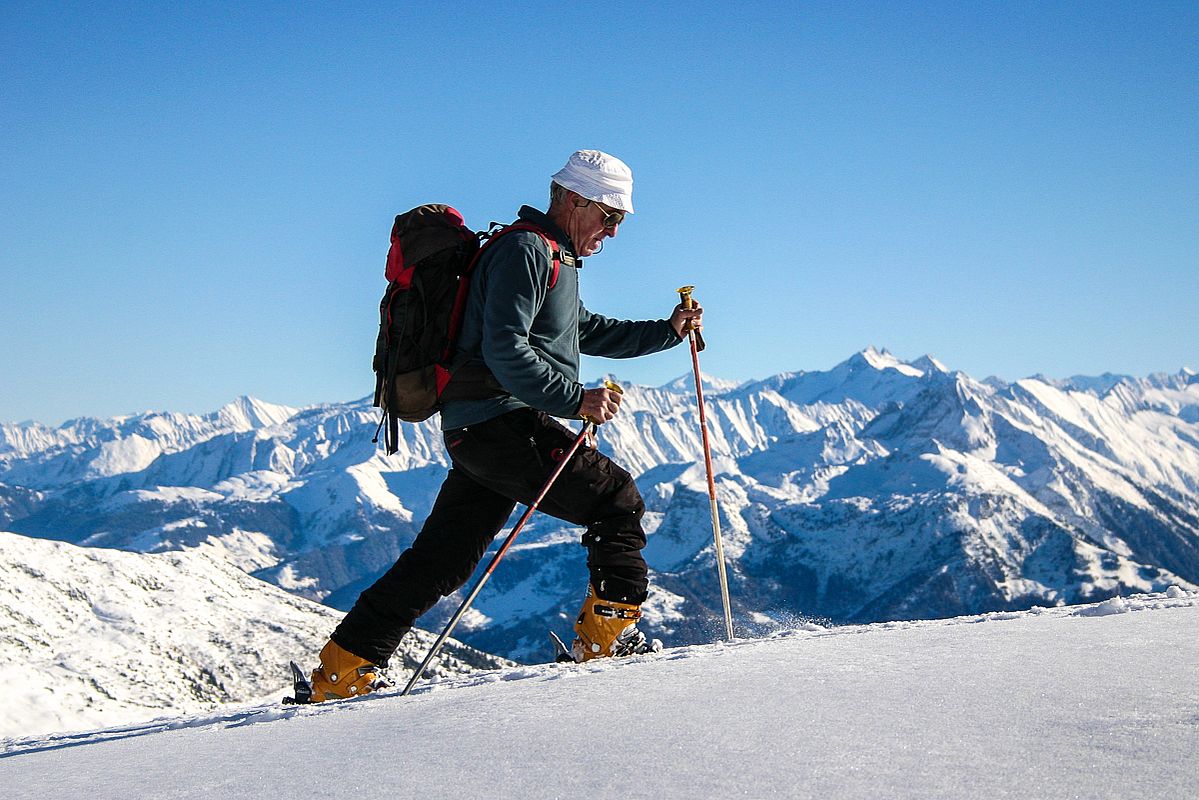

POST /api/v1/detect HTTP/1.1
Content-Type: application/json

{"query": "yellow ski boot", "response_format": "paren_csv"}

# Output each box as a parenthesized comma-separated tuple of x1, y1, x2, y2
(571, 584, 661, 661)
(307, 640, 385, 702)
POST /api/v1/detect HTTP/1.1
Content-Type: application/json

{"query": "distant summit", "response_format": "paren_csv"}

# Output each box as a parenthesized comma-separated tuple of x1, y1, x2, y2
(213, 396, 299, 430)
(849, 345, 925, 377)
(658, 372, 741, 395)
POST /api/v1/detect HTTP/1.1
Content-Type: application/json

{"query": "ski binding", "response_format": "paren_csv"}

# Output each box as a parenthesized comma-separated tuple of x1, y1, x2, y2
(283, 660, 313, 705)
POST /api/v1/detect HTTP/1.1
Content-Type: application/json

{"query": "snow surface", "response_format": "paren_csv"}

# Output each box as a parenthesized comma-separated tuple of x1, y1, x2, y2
(0, 532, 508, 740)
(2, 592, 1195, 800)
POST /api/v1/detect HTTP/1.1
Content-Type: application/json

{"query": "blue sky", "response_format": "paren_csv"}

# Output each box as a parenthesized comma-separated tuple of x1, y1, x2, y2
(2, 1, 1196, 425)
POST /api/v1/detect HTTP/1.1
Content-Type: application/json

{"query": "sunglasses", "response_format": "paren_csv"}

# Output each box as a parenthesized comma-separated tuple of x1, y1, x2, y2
(591, 201, 626, 229)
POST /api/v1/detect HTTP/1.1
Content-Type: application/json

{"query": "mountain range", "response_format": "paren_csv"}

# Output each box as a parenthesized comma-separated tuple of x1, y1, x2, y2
(3, 347, 1197, 665)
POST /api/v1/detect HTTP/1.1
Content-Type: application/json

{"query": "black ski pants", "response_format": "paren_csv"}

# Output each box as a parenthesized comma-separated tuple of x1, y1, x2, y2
(331, 408, 648, 665)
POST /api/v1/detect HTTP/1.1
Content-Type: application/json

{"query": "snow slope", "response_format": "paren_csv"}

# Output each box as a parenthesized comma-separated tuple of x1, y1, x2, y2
(2, 591, 1195, 800)
(0, 532, 508, 739)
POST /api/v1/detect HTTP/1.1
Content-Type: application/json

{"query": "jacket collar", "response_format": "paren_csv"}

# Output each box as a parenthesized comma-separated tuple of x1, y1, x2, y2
(516, 205, 578, 261)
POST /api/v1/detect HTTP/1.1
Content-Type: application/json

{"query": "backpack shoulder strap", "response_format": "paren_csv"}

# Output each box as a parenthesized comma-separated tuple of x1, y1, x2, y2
(484, 222, 568, 290)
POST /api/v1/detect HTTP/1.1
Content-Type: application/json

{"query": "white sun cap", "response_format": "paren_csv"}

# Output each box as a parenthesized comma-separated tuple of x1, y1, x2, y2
(551, 149, 635, 213)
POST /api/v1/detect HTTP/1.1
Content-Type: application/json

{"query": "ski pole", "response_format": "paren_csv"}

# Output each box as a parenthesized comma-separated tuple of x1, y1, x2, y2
(677, 285, 734, 642)
(400, 383, 621, 695)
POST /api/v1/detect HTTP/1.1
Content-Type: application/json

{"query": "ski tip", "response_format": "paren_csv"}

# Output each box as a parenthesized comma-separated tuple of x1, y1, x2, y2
(549, 630, 577, 663)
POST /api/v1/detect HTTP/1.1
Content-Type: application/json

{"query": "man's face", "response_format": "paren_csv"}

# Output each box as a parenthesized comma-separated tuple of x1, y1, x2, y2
(569, 195, 625, 257)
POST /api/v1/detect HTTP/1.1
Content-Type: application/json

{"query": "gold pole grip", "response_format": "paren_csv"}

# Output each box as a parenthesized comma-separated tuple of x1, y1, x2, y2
(677, 285, 695, 310)
(675, 285, 705, 350)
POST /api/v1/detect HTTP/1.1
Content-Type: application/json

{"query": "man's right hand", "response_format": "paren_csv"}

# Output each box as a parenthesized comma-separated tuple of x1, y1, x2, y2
(577, 387, 623, 424)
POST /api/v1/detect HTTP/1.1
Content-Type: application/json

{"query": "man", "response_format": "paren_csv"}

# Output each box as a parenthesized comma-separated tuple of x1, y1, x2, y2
(308, 150, 703, 701)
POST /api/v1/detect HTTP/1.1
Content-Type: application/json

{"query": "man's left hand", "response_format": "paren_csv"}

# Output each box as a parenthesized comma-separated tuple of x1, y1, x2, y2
(670, 299, 703, 339)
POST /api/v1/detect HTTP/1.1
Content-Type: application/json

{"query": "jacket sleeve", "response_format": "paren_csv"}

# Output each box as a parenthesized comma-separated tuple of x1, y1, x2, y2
(578, 301, 683, 359)
(479, 238, 585, 417)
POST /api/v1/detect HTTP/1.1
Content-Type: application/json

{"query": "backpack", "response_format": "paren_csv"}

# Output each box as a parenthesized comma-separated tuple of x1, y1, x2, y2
(371, 204, 566, 454)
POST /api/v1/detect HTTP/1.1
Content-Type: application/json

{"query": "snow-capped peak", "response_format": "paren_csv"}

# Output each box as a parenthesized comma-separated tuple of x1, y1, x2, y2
(910, 354, 949, 374)
(212, 396, 299, 430)
(847, 346, 925, 378)
(657, 372, 741, 395)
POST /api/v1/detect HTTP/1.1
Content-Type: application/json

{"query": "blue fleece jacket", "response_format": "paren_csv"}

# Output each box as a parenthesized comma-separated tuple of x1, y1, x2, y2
(440, 206, 682, 430)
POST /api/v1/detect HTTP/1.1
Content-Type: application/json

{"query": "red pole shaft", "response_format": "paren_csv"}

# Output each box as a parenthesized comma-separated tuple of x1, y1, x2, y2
(691, 339, 718, 501)
(677, 285, 734, 641)
(690, 332, 734, 641)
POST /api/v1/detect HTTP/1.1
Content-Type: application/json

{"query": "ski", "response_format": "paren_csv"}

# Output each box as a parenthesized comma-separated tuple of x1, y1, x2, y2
(282, 660, 313, 705)
(549, 629, 665, 663)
